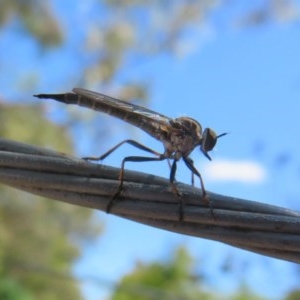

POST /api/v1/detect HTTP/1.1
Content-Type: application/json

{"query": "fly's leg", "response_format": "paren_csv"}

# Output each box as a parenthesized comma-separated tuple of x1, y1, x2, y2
(82, 139, 166, 214)
(183, 157, 215, 219)
(83, 139, 185, 220)
(187, 157, 195, 186)
(106, 155, 167, 213)
(169, 159, 184, 221)
(82, 139, 162, 161)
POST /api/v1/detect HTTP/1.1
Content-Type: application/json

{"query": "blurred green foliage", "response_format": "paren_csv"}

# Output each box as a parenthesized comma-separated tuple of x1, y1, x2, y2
(111, 246, 266, 300)
(0, 103, 102, 299)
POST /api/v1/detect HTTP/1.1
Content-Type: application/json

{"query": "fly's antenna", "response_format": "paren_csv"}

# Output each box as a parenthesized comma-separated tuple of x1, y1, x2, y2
(217, 132, 228, 139)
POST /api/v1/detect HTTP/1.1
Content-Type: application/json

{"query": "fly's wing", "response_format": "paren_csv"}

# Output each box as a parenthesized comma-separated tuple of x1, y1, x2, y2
(73, 88, 172, 141)
(35, 88, 173, 141)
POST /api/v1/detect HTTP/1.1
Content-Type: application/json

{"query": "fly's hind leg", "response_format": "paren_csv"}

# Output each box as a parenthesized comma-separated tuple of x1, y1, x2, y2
(106, 155, 167, 214)
(82, 139, 162, 161)
(82, 139, 165, 214)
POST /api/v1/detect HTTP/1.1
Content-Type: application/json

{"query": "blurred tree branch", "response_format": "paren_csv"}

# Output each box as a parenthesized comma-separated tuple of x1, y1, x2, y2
(1, 137, 300, 263)
(0, 0, 63, 45)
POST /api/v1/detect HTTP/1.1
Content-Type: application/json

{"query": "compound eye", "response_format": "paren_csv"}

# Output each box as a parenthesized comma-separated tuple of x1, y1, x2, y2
(202, 128, 217, 152)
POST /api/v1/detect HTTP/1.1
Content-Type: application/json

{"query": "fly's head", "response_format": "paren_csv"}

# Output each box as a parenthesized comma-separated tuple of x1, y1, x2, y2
(201, 128, 227, 160)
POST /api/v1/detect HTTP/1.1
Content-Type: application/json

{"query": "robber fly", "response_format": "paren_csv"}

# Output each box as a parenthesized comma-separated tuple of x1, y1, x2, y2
(35, 88, 227, 220)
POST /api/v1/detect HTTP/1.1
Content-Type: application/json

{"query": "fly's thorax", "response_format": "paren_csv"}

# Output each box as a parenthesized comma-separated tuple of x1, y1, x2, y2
(162, 117, 203, 157)
(172, 117, 203, 141)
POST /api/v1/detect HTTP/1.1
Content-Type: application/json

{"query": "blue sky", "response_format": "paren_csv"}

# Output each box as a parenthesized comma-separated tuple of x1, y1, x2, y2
(1, 1, 300, 299)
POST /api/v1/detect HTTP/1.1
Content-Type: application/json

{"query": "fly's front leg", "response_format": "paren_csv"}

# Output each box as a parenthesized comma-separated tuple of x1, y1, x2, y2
(183, 157, 214, 219)
(106, 155, 166, 214)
